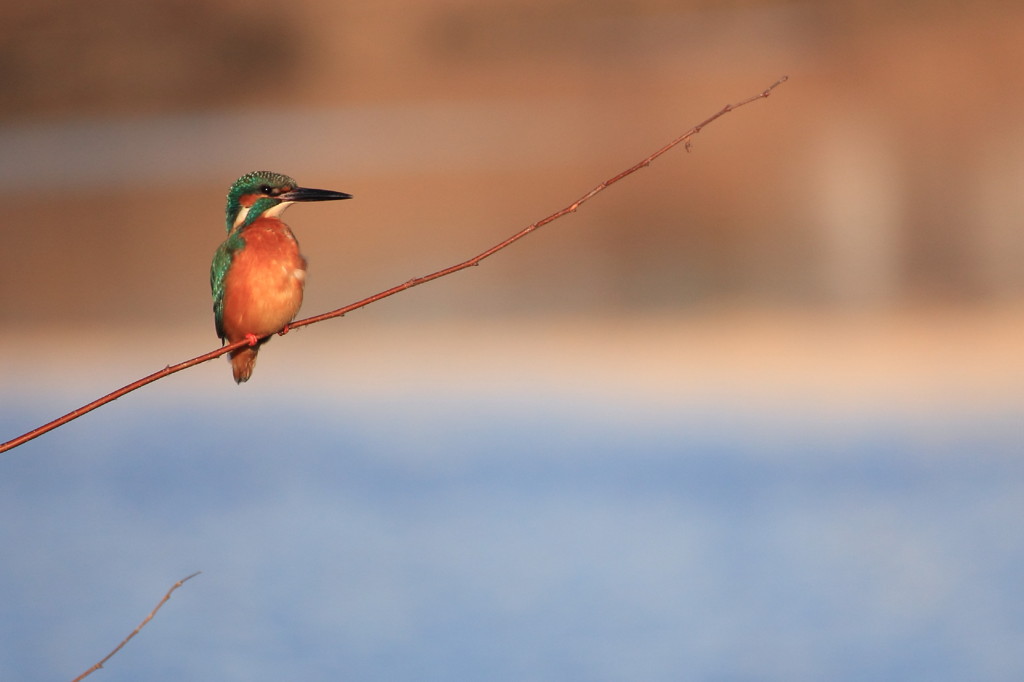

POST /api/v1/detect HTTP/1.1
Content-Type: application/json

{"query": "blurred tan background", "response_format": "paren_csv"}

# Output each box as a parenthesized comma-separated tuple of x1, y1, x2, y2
(1, 0, 1022, 401)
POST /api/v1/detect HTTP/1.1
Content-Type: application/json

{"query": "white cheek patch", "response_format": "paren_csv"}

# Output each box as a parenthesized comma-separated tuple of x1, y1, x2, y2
(233, 200, 294, 228)
(233, 205, 252, 228)
(264, 201, 294, 219)
(293, 269, 306, 282)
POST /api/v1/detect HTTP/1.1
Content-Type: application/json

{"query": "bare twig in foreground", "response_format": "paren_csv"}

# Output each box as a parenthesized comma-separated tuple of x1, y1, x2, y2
(71, 572, 200, 682)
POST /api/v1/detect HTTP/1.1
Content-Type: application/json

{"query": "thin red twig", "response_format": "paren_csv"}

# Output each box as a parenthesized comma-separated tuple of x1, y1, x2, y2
(71, 572, 200, 682)
(291, 76, 788, 330)
(1, 76, 787, 455)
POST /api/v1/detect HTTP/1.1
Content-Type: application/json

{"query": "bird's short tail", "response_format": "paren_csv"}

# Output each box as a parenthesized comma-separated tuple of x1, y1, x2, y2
(229, 346, 259, 383)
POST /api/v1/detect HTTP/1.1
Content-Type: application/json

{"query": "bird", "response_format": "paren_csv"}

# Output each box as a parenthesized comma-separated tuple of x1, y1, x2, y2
(211, 170, 352, 383)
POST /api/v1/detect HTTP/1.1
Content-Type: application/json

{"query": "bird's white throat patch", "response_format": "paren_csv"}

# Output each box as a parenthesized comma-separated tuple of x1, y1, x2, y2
(233, 200, 295, 229)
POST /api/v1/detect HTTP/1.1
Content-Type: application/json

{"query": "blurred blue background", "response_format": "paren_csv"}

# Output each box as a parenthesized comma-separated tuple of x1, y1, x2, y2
(2, 319, 1023, 680)
(3, 384, 1024, 680)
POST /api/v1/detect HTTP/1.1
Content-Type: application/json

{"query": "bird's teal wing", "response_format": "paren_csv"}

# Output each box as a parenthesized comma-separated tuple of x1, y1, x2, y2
(210, 235, 242, 342)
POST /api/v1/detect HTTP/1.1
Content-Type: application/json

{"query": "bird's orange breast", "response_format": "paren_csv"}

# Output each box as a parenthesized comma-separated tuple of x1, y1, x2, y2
(220, 218, 307, 343)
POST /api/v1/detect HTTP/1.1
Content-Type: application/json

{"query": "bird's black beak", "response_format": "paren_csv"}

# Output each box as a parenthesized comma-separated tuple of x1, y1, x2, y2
(280, 187, 353, 202)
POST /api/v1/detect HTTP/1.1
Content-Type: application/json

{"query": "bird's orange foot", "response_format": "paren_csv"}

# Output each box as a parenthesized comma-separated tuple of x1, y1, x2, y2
(279, 323, 291, 336)
(244, 333, 259, 347)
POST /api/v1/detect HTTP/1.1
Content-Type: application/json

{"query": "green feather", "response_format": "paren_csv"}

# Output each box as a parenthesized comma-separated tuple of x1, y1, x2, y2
(210, 231, 244, 341)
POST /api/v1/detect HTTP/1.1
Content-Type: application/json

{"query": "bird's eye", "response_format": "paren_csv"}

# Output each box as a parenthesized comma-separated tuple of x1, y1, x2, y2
(260, 185, 272, 195)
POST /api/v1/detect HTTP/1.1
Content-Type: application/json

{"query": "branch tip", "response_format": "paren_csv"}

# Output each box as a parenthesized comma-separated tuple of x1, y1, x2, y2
(72, 572, 200, 682)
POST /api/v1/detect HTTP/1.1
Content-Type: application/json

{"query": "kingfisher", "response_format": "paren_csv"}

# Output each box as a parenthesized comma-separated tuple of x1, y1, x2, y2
(211, 170, 352, 383)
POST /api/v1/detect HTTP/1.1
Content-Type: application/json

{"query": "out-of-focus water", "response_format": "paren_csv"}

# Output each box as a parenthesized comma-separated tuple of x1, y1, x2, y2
(1, 388, 1022, 682)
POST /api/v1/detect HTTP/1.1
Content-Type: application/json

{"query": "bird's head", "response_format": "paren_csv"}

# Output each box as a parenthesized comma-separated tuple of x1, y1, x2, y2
(225, 170, 352, 232)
